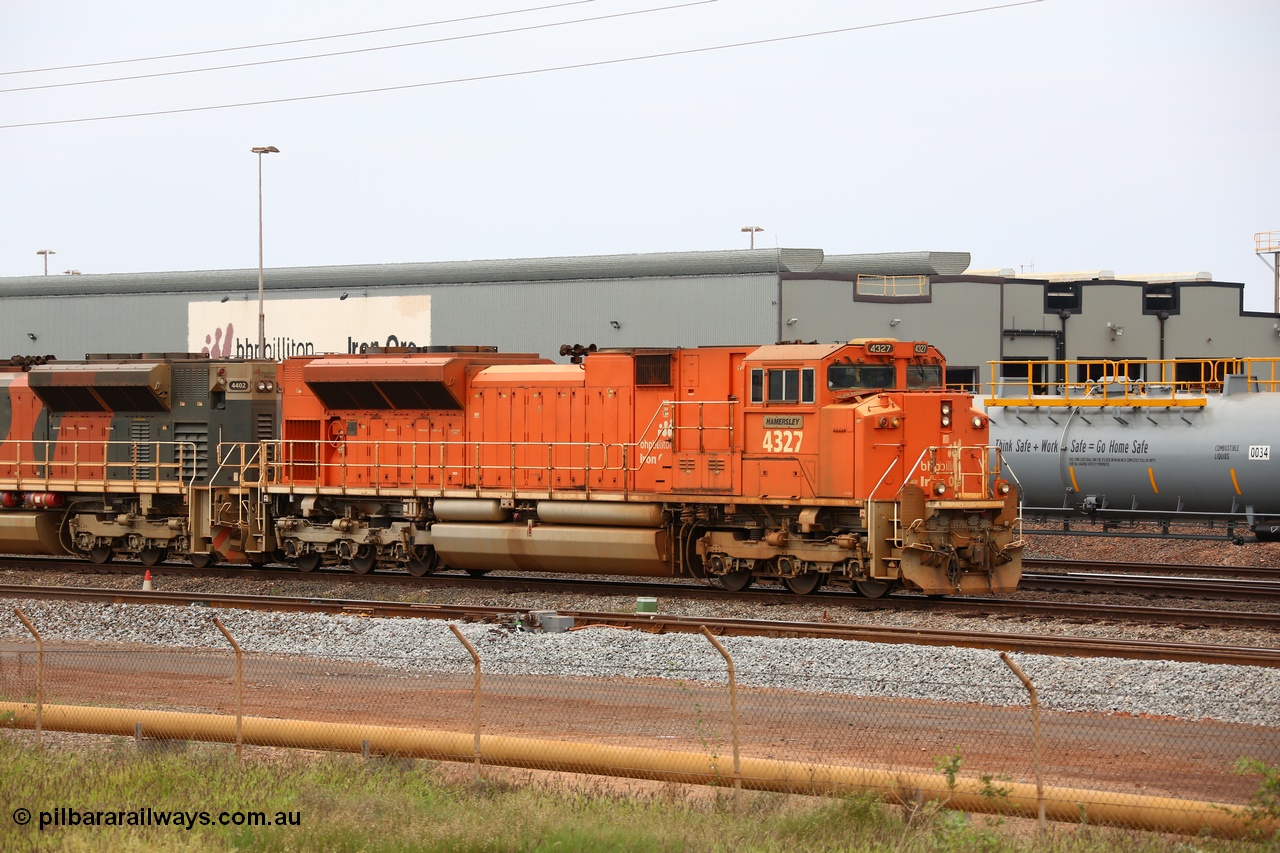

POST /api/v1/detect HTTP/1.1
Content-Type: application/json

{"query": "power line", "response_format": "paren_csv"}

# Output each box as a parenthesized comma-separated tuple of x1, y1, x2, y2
(0, 0, 598, 77)
(0, 1, 1045, 131)
(0, 1, 713, 94)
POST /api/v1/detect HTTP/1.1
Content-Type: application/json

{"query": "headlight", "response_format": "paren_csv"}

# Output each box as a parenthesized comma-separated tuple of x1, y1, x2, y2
(972, 415, 986, 429)
(934, 482, 948, 495)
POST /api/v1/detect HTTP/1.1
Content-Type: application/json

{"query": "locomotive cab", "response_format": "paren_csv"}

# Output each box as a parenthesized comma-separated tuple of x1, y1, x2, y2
(703, 339, 1022, 595)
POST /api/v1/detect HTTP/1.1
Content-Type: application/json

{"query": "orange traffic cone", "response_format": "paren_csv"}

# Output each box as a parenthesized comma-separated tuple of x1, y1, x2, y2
(142, 570, 152, 591)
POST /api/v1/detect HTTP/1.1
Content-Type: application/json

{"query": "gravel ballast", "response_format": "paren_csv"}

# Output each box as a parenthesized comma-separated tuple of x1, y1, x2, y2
(1, 598, 1277, 729)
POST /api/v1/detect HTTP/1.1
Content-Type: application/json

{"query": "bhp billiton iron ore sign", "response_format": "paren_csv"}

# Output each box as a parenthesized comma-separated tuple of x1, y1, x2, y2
(187, 294, 431, 358)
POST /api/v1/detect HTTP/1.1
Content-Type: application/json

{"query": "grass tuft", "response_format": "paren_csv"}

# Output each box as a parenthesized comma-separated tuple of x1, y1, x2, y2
(0, 738, 1269, 852)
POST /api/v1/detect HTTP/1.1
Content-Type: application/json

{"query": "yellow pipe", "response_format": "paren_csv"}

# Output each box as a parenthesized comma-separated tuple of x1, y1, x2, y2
(1, 701, 1270, 839)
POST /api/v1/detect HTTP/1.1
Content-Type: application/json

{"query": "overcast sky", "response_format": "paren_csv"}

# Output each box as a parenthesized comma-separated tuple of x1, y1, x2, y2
(3, 1, 1277, 309)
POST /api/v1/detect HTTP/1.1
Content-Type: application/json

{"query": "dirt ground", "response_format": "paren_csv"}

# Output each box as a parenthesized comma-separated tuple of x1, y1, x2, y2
(1, 641, 1274, 809)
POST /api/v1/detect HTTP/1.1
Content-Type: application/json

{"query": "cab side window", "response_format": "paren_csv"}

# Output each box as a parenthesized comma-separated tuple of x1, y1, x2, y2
(759, 368, 815, 404)
(750, 369, 764, 403)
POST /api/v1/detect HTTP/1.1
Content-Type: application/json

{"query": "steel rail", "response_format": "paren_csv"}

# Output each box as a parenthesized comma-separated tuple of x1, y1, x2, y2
(1019, 572, 1280, 600)
(1, 558, 1278, 629)
(0, 584, 1276, 668)
(1023, 558, 1280, 580)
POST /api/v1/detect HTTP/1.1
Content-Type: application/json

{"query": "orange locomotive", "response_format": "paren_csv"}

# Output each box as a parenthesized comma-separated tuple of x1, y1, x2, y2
(264, 340, 1023, 596)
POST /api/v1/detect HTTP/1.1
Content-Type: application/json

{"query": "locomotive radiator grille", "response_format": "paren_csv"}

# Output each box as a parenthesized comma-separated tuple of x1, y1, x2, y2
(174, 423, 209, 483)
(130, 421, 153, 482)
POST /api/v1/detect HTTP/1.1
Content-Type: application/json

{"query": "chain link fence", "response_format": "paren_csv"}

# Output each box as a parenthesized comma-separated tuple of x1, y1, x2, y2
(1, 605, 1277, 837)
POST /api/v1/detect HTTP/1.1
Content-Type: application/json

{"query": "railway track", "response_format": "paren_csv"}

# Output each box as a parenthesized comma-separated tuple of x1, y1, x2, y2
(2, 556, 1278, 629)
(1018, 572, 1280, 601)
(2, 583, 1276, 669)
(1023, 557, 1280, 579)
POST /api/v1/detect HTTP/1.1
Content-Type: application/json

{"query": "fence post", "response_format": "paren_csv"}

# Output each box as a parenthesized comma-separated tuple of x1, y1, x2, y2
(212, 618, 244, 761)
(449, 624, 483, 781)
(13, 608, 42, 749)
(698, 626, 741, 803)
(999, 651, 1045, 835)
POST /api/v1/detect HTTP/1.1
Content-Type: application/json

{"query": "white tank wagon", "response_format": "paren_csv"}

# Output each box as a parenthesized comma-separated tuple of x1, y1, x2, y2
(981, 358, 1280, 539)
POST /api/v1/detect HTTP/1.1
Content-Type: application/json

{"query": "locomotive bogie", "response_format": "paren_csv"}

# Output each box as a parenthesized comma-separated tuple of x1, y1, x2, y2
(698, 527, 863, 586)
(68, 511, 188, 562)
(274, 515, 431, 573)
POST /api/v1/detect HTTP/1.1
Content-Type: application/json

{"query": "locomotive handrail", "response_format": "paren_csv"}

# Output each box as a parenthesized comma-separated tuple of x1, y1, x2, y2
(209, 442, 272, 554)
(868, 456, 901, 502)
(634, 399, 738, 466)
(263, 437, 636, 496)
(881, 443, 1023, 551)
(985, 356, 1280, 406)
(0, 439, 199, 493)
(897, 443, 1006, 502)
(264, 399, 741, 496)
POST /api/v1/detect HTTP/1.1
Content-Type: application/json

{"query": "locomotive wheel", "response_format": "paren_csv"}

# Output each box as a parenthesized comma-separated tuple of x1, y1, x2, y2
(783, 572, 823, 595)
(294, 552, 322, 573)
(855, 579, 891, 599)
(188, 551, 221, 569)
(138, 548, 167, 567)
(716, 569, 752, 592)
(406, 548, 439, 577)
(350, 554, 377, 575)
(88, 547, 114, 565)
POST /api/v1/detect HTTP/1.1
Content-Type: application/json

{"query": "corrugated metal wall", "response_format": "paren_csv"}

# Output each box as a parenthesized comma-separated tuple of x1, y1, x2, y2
(2, 250, 1276, 389)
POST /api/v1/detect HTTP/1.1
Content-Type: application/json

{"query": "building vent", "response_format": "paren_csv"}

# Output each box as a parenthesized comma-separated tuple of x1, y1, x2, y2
(1143, 283, 1180, 315)
(1044, 283, 1082, 314)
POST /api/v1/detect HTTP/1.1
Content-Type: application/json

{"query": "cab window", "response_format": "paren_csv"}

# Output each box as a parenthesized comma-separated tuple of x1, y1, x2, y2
(827, 364, 895, 391)
(752, 367, 815, 404)
(906, 365, 943, 389)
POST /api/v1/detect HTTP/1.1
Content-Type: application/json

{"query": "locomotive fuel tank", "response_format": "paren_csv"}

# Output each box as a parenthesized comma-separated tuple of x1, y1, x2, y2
(985, 387, 1280, 525)
(0, 511, 63, 555)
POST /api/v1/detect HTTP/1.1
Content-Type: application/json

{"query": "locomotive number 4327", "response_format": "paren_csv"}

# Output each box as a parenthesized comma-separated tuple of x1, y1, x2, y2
(763, 430, 803, 453)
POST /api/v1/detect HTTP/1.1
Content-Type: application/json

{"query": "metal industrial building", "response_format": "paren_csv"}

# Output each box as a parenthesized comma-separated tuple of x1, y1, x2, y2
(3, 247, 1278, 388)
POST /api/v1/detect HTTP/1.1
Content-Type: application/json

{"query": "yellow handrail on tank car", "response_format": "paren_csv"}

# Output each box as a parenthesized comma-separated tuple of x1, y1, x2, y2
(984, 356, 1280, 407)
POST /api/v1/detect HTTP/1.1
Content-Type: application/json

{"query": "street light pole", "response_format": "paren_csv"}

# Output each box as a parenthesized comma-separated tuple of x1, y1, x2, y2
(252, 146, 280, 359)
(740, 226, 763, 250)
(36, 249, 56, 275)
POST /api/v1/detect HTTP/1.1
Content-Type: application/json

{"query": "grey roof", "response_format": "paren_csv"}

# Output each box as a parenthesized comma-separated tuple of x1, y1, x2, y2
(0, 247, 972, 298)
